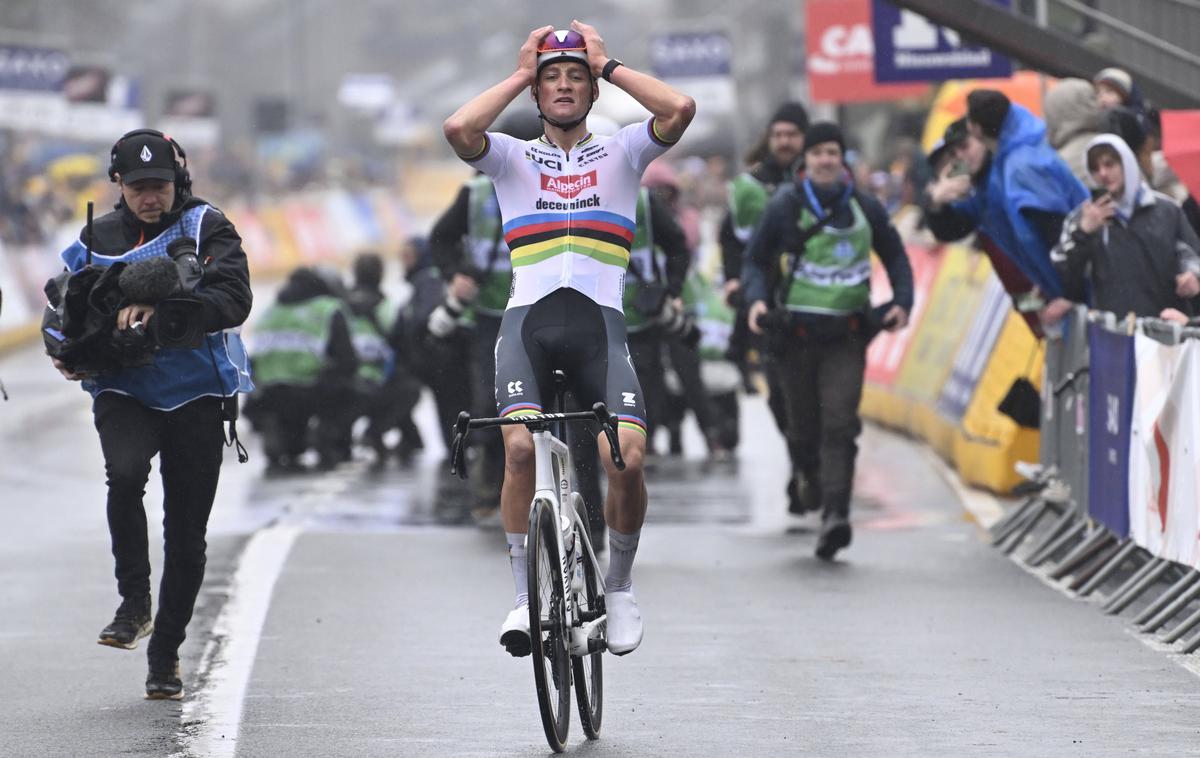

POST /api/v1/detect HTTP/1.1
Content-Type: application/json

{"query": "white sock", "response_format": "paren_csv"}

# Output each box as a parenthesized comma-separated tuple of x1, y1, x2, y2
(507, 532, 528, 608)
(604, 528, 640, 594)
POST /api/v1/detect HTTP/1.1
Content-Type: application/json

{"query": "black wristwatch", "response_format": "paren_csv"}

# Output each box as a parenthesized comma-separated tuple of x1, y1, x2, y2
(601, 58, 624, 82)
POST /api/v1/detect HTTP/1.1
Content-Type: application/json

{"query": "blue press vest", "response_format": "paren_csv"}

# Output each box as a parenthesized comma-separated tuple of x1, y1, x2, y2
(59, 205, 254, 411)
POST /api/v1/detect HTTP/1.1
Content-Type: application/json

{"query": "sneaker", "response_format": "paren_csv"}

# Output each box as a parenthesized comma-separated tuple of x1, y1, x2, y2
(145, 658, 184, 700)
(98, 596, 152, 650)
(499, 605, 531, 657)
(815, 516, 853, 561)
(605, 590, 643, 656)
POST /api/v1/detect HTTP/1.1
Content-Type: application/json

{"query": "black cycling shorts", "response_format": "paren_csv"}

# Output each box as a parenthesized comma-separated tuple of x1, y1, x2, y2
(494, 287, 647, 436)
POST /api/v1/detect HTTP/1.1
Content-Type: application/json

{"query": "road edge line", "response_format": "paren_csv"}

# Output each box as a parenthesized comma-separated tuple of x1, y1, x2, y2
(174, 522, 301, 757)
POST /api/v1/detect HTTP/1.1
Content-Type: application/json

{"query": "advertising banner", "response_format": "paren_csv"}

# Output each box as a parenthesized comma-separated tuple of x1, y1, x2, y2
(936, 274, 1008, 422)
(650, 31, 736, 114)
(1159, 342, 1200, 566)
(864, 243, 944, 386)
(1086, 326, 1135, 537)
(1128, 334, 1186, 558)
(872, 0, 1012, 83)
(805, 0, 927, 103)
(893, 244, 991, 402)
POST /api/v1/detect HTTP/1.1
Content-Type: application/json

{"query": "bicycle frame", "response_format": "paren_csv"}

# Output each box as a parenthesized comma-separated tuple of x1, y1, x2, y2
(450, 400, 619, 651)
(532, 428, 608, 653)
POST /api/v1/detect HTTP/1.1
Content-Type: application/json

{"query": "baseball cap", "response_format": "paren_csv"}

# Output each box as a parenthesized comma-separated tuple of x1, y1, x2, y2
(112, 132, 178, 184)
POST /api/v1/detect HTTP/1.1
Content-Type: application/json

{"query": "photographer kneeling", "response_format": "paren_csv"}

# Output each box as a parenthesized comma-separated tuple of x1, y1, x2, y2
(46, 129, 252, 700)
(742, 123, 912, 561)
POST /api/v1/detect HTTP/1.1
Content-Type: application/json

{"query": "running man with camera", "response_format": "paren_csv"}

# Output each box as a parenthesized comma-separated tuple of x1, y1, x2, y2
(47, 129, 252, 700)
(443, 21, 694, 657)
(743, 123, 912, 561)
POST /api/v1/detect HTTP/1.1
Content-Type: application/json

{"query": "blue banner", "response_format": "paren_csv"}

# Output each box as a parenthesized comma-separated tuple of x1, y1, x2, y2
(0, 44, 69, 92)
(1087, 325, 1135, 537)
(649, 32, 732, 78)
(872, 0, 1012, 83)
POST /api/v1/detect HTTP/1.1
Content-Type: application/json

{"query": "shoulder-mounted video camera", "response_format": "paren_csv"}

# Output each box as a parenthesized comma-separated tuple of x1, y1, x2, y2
(43, 230, 207, 375)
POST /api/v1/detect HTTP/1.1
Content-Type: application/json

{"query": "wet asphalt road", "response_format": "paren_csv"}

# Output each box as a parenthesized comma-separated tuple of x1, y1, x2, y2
(1, 339, 1199, 757)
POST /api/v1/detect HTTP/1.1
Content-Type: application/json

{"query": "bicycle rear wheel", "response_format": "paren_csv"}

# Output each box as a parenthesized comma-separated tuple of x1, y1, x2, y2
(571, 513, 604, 740)
(528, 498, 572, 752)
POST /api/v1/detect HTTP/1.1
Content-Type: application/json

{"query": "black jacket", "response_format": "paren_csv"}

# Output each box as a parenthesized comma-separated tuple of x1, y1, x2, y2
(429, 184, 476, 282)
(82, 196, 252, 333)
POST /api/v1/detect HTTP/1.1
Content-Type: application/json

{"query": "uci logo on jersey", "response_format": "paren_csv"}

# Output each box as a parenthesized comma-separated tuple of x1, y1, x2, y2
(525, 150, 563, 172)
(541, 171, 597, 199)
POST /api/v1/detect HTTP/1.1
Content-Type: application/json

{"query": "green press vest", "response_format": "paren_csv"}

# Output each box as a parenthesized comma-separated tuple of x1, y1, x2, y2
(251, 296, 343, 386)
(466, 175, 513, 316)
(784, 198, 872, 315)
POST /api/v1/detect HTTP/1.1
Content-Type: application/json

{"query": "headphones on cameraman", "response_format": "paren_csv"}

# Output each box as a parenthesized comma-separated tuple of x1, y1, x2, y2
(107, 128, 192, 194)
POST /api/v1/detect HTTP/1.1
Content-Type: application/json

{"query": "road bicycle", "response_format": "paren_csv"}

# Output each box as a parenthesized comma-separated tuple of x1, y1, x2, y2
(450, 373, 624, 752)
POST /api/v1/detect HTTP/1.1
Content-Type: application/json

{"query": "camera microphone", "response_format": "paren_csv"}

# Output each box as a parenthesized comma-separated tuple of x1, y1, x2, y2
(118, 257, 182, 304)
(167, 237, 204, 291)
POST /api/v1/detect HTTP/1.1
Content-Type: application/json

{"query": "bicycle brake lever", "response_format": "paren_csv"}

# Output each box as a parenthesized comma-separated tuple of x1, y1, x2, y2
(593, 402, 625, 471)
(449, 411, 471, 479)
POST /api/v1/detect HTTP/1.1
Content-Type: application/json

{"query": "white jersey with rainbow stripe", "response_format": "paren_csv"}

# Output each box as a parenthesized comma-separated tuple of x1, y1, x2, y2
(463, 118, 674, 311)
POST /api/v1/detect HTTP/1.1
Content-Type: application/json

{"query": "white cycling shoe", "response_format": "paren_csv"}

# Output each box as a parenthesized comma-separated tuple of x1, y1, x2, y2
(604, 590, 643, 656)
(499, 605, 532, 657)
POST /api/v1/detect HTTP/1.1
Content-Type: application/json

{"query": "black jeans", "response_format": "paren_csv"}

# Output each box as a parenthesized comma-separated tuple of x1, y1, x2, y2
(775, 333, 868, 520)
(93, 392, 225, 662)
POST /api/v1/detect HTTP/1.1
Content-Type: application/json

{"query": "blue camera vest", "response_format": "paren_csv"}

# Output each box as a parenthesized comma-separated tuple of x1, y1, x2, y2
(60, 204, 254, 411)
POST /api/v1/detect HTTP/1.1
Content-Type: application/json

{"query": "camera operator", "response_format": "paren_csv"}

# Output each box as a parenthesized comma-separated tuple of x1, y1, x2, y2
(743, 123, 912, 561)
(49, 129, 252, 700)
(622, 185, 691, 449)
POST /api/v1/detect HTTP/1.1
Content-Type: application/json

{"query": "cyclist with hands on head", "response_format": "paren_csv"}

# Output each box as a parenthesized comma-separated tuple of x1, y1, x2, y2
(443, 20, 694, 658)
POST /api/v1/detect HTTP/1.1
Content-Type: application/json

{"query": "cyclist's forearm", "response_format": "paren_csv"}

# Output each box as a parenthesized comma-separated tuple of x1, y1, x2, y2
(607, 65, 695, 143)
(443, 72, 531, 157)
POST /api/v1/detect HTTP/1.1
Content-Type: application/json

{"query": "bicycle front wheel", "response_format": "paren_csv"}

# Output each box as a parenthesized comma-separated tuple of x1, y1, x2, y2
(528, 498, 572, 752)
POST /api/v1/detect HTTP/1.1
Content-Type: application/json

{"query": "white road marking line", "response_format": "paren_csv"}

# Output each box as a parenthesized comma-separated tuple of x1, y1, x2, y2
(174, 522, 301, 758)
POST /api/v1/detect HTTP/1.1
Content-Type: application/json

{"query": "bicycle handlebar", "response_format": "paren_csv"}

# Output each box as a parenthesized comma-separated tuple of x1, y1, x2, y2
(449, 402, 625, 479)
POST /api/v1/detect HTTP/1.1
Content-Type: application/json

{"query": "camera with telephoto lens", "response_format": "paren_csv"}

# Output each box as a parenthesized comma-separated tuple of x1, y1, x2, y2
(116, 238, 206, 351)
(43, 238, 206, 373)
(656, 297, 701, 348)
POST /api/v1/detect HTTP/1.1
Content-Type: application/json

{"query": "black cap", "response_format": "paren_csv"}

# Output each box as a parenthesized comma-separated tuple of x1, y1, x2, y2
(928, 117, 969, 169)
(966, 89, 1010, 139)
(769, 102, 809, 133)
(1105, 106, 1148, 152)
(112, 132, 178, 184)
(802, 121, 845, 154)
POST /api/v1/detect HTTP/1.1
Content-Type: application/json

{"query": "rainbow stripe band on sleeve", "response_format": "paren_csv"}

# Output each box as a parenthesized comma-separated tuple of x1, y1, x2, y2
(500, 402, 543, 418)
(459, 133, 490, 162)
(648, 118, 678, 147)
(617, 415, 648, 436)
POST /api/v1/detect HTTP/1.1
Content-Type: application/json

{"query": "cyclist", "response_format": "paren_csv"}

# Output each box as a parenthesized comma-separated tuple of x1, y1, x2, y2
(443, 21, 694, 657)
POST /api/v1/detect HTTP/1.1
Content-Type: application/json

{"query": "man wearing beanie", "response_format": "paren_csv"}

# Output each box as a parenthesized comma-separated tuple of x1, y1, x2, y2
(720, 101, 811, 514)
(928, 89, 1087, 328)
(741, 121, 914, 561)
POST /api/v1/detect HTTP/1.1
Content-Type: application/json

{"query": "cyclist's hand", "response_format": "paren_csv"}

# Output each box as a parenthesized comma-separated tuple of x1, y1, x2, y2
(518, 25, 555, 85)
(747, 300, 768, 336)
(570, 19, 609, 79)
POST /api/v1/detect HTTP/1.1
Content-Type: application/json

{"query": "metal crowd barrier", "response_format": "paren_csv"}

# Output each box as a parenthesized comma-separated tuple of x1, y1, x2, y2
(987, 306, 1200, 654)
